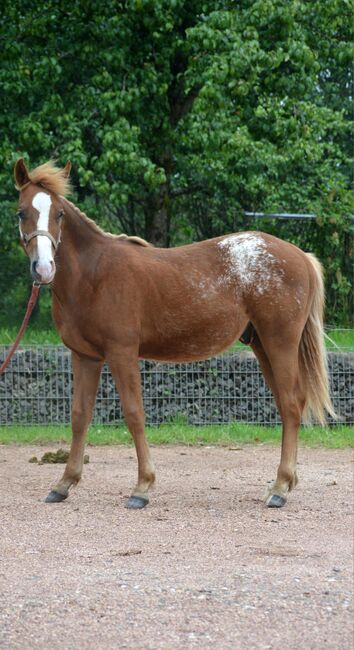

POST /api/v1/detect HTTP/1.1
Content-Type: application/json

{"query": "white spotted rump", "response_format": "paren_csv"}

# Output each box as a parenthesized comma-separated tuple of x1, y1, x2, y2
(218, 233, 283, 294)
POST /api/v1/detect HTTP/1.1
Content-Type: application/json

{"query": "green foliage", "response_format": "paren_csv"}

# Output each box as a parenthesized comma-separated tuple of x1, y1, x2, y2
(0, 0, 352, 326)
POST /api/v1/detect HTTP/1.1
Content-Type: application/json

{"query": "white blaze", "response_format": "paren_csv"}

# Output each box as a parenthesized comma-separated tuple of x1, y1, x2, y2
(32, 191, 53, 278)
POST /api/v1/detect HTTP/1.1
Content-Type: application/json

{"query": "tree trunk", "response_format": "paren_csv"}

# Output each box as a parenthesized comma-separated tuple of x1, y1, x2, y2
(145, 182, 170, 247)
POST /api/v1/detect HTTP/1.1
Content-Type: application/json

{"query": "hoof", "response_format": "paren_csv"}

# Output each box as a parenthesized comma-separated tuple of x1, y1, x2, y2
(45, 490, 68, 503)
(266, 494, 286, 508)
(125, 495, 149, 510)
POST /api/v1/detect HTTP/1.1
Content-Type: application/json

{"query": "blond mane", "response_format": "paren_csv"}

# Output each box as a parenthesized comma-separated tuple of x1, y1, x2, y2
(63, 199, 151, 247)
(27, 161, 72, 196)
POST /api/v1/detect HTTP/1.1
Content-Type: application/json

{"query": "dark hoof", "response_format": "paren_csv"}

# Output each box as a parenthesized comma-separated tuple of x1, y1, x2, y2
(45, 490, 68, 503)
(266, 494, 286, 508)
(125, 496, 149, 510)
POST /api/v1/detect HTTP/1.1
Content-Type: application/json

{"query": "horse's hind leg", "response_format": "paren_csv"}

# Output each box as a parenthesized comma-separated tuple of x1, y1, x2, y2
(251, 333, 280, 411)
(45, 353, 103, 503)
(107, 348, 155, 509)
(252, 334, 305, 508)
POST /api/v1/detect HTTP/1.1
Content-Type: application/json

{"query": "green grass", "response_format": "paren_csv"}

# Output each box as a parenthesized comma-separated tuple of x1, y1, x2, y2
(324, 329, 354, 350)
(0, 326, 352, 349)
(0, 326, 61, 345)
(0, 423, 352, 448)
(228, 328, 353, 353)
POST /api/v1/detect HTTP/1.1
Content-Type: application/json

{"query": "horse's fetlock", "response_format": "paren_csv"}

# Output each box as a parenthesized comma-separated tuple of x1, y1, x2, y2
(278, 463, 297, 484)
(140, 469, 155, 486)
(288, 472, 298, 491)
(63, 467, 82, 485)
(148, 470, 156, 486)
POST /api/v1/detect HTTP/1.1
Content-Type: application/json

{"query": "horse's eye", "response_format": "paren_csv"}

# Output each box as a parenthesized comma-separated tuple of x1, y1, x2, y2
(56, 209, 64, 222)
(17, 209, 25, 220)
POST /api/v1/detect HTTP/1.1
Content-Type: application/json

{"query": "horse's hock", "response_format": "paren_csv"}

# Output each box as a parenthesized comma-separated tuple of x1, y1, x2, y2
(0, 345, 352, 426)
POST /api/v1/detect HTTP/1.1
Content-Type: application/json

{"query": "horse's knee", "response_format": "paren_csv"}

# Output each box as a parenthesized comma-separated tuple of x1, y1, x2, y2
(71, 407, 90, 433)
(124, 406, 144, 431)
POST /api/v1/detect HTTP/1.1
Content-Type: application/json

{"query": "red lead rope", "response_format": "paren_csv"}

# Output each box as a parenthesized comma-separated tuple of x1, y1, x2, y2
(0, 283, 41, 376)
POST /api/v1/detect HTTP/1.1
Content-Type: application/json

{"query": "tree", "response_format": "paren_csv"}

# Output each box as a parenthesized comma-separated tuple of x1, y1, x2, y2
(0, 0, 352, 325)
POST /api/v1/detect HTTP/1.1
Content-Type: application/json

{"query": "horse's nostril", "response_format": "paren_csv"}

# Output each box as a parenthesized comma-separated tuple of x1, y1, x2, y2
(31, 261, 41, 279)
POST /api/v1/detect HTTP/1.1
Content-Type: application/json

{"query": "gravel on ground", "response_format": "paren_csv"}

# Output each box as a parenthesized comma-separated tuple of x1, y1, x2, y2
(0, 444, 352, 649)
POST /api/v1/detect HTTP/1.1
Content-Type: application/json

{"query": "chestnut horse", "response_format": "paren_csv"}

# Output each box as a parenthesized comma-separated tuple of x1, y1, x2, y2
(14, 159, 335, 509)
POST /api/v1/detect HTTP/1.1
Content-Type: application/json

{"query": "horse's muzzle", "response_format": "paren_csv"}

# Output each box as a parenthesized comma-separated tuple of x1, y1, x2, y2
(31, 260, 55, 284)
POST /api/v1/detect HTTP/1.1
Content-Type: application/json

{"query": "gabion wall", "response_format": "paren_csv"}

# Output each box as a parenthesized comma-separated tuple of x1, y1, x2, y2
(0, 345, 353, 426)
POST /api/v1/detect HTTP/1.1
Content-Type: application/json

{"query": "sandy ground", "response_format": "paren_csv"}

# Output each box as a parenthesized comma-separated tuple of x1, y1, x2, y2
(0, 444, 353, 650)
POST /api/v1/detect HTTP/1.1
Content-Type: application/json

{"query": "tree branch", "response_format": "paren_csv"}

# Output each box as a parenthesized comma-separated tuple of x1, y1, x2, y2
(170, 183, 207, 198)
(169, 83, 202, 127)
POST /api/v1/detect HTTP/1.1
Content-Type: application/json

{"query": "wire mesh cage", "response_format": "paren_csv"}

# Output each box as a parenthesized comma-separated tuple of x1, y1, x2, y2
(0, 339, 352, 426)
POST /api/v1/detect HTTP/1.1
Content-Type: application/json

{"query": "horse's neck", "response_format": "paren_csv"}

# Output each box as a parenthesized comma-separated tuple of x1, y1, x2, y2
(60, 198, 102, 249)
(52, 199, 102, 299)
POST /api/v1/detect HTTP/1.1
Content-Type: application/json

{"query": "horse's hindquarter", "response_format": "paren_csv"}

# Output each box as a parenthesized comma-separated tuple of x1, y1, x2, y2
(223, 232, 314, 335)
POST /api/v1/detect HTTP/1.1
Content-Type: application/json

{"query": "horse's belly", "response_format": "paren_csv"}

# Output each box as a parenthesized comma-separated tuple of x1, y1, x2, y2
(139, 317, 245, 362)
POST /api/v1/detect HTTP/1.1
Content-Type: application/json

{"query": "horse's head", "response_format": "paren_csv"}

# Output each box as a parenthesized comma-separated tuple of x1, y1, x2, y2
(14, 158, 72, 284)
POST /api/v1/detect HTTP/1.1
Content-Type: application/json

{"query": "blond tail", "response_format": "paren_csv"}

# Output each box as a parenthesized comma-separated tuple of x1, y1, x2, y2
(299, 253, 336, 425)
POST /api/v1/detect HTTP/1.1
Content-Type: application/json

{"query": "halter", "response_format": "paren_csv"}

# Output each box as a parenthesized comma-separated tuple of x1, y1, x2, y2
(22, 229, 60, 250)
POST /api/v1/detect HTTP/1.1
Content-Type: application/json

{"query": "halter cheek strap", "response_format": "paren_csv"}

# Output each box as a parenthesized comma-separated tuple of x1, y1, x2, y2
(22, 230, 60, 250)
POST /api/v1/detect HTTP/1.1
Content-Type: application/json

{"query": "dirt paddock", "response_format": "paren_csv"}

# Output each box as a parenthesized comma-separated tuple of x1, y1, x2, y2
(0, 444, 352, 649)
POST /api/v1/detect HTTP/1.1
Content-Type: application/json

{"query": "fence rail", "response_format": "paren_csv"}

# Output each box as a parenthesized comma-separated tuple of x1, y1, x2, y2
(1, 343, 353, 426)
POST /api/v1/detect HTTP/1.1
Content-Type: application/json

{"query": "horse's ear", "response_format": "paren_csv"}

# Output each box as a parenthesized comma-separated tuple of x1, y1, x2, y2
(14, 158, 30, 190)
(63, 161, 71, 178)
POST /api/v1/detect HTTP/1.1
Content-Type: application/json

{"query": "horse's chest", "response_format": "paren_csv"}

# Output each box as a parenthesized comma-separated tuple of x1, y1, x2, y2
(52, 299, 103, 358)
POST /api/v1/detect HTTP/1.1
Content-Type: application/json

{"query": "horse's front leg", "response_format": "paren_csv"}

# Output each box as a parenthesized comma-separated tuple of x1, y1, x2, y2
(107, 349, 155, 509)
(45, 352, 103, 503)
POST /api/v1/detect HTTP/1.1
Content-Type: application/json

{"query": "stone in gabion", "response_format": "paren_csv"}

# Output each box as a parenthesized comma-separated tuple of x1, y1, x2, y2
(0, 346, 352, 425)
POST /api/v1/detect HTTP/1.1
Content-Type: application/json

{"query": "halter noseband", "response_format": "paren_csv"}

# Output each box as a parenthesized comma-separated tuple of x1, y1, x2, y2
(22, 230, 59, 250)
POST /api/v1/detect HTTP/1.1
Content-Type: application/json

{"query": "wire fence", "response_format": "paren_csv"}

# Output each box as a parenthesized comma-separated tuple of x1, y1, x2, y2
(1, 336, 353, 426)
